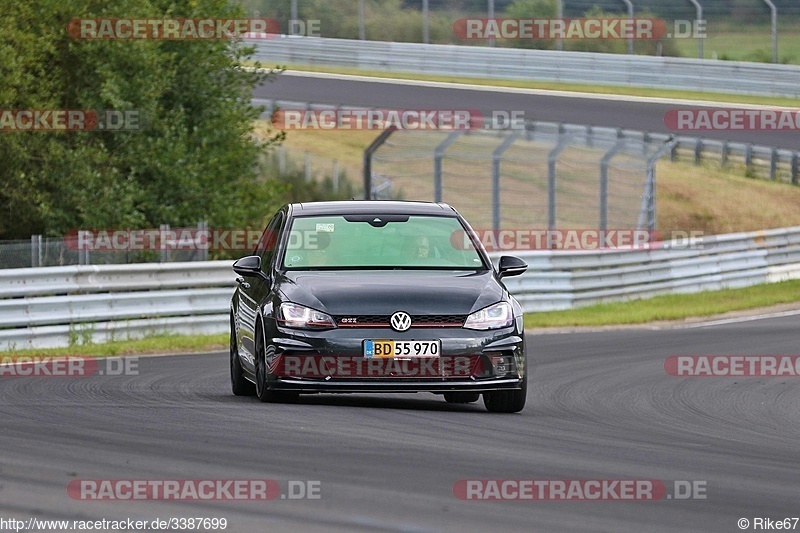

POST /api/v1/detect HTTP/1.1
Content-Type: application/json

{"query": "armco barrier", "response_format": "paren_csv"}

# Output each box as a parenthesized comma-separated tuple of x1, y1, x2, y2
(0, 262, 236, 350)
(249, 37, 800, 98)
(2, 227, 800, 349)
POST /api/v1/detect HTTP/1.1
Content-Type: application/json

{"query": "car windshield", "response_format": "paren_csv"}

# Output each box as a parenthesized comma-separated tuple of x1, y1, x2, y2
(282, 214, 486, 270)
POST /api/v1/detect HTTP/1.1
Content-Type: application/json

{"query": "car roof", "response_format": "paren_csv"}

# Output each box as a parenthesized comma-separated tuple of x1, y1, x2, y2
(290, 201, 457, 217)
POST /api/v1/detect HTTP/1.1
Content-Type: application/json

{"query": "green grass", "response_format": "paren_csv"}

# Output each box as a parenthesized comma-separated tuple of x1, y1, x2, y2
(674, 25, 800, 65)
(2, 333, 227, 358)
(524, 279, 800, 328)
(269, 63, 800, 108)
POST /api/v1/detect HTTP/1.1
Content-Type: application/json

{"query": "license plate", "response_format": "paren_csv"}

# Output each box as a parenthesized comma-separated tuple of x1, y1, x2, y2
(363, 340, 440, 358)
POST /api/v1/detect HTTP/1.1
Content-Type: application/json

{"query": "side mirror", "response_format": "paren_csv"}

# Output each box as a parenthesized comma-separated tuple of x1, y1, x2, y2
(233, 256, 268, 281)
(498, 255, 527, 278)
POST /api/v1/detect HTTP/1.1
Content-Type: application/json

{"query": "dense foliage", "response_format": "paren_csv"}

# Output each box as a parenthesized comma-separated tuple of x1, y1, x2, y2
(0, 0, 285, 239)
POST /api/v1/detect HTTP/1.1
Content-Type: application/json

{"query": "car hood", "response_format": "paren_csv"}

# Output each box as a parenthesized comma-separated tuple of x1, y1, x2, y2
(277, 270, 504, 315)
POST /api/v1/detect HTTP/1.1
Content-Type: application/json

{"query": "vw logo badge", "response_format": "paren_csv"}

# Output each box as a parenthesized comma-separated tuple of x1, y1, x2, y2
(390, 311, 412, 332)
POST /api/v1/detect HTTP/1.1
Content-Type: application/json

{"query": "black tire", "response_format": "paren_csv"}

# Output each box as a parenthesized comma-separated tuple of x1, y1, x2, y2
(254, 326, 298, 404)
(230, 318, 255, 396)
(443, 392, 480, 404)
(483, 374, 527, 413)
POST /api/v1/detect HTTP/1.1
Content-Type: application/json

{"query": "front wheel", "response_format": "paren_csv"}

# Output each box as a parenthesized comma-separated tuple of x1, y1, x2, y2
(254, 328, 298, 404)
(483, 374, 527, 413)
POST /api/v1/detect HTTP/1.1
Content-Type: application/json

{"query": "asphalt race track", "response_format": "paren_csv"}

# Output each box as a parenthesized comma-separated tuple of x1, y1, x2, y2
(253, 72, 800, 149)
(2, 314, 799, 532)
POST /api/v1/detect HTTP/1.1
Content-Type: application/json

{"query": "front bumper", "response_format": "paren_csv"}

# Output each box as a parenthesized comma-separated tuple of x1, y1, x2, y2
(263, 324, 526, 394)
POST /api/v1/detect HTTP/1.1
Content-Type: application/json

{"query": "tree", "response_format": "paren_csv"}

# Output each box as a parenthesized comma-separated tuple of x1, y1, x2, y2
(0, 0, 285, 239)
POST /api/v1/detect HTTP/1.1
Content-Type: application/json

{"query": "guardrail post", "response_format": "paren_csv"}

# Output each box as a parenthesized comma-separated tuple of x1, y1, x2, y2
(745, 144, 753, 171)
(670, 140, 678, 162)
(694, 138, 703, 165)
(548, 127, 573, 231)
(433, 131, 465, 203)
(525, 121, 535, 142)
(721, 140, 728, 167)
(363, 127, 397, 199)
(770, 148, 778, 180)
(600, 139, 627, 232)
(792, 152, 799, 185)
(492, 130, 522, 232)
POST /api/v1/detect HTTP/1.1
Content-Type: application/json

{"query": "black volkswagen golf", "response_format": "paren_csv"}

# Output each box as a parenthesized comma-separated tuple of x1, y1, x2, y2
(229, 201, 529, 413)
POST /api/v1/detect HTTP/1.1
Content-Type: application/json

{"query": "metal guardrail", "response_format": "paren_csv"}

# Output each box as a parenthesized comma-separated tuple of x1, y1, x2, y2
(504, 226, 800, 312)
(2, 226, 800, 349)
(0, 262, 236, 350)
(249, 37, 800, 98)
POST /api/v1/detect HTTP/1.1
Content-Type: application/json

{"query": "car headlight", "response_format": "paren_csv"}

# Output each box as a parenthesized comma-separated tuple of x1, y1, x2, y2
(463, 302, 513, 330)
(277, 303, 337, 330)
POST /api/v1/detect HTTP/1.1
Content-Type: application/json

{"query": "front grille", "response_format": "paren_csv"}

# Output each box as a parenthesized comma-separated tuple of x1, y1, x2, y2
(335, 314, 466, 328)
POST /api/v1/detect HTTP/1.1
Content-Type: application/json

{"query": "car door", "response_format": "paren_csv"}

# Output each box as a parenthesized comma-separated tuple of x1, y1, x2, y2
(236, 211, 285, 373)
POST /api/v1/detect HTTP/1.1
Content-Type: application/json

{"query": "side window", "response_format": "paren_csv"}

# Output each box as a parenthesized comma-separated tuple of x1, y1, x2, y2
(254, 212, 285, 271)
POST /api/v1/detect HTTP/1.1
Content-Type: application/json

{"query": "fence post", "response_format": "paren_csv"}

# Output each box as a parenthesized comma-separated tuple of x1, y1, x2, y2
(433, 131, 465, 203)
(621, 0, 634, 54)
(160, 224, 170, 263)
(547, 127, 573, 231)
(363, 128, 397, 199)
(422, 0, 429, 44)
(639, 137, 677, 231)
(488, 0, 495, 48)
(333, 160, 339, 193)
(31, 235, 38, 267)
(763, 0, 777, 63)
(491, 130, 522, 232)
(556, 0, 563, 51)
(688, 0, 703, 59)
(359, 0, 365, 40)
(600, 139, 627, 232)
(198, 221, 208, 262)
